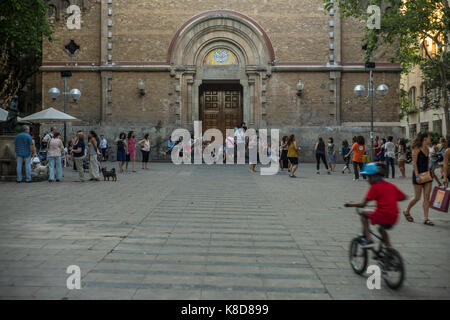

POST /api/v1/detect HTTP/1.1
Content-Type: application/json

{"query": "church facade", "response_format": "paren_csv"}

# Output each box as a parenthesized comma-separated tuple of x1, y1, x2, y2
(41, 0, 402, 160)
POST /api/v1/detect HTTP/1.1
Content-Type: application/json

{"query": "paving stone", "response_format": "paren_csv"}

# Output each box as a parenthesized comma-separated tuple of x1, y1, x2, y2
(0, 163, 449, 299)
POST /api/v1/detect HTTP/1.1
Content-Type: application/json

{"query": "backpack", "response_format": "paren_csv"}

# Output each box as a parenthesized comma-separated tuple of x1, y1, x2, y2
(41, 133, 49, 149)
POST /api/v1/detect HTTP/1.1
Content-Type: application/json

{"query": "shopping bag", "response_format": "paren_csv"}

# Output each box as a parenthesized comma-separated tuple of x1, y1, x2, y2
(429, 186, 450, 213)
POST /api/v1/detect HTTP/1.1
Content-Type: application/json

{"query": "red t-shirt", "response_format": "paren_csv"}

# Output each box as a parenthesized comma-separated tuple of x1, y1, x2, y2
(365, 180, 406, 225)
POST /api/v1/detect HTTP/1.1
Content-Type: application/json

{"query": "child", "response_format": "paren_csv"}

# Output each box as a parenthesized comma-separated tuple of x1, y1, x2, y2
(327, 137, 337, 172)
(341, 140, 351, 174)
(345, 162, 406, 248)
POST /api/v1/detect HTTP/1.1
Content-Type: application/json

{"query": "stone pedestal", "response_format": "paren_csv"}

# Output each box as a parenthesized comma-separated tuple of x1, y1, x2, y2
(0, 136, 17, 181)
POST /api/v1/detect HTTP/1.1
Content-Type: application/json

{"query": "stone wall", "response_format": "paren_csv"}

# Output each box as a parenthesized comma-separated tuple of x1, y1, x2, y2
(340, 72, 400, 123)
(42, 72, 102, 123)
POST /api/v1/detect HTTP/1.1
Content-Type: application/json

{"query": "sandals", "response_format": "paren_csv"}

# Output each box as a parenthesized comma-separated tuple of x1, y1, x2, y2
(403, 211, 414, 222)
(424, 219, 434, 226)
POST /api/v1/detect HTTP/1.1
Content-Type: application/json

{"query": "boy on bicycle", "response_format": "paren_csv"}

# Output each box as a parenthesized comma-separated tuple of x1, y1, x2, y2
(345, 162, 406, 248)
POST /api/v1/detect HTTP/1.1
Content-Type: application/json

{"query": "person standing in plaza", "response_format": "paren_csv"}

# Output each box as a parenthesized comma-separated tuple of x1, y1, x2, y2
(384, 136, 396, 179)
(47, 132, 64, 182)
(248, 133, 258, 173)
(437, 137, 447, 179)
(99, 135, 108, 161)
(225, 133, 235, 163)
(71, 132, 86, 182)
(126, 131, 137, 173)
(327, 137, 337, 173)
(14, 125, 34, 183)
(443, 135, 450, 187)
(41, 127, 56, 151)
(403, 132, 434, 226)
(341, 140, 351, 174)
(379, 138, 386, 164)
(65, 140, 74, 168)
(345, 135, 366, 181)
(115, 132, 127, 173)
(279, 135, 289, 172)
(234, 125, 245, 161)
(429, 139, 442, 186)
(167, 136, 175, 155)
(87, 131, 100, 181)
(138, 133, 151, 170)
(373, 136, 381, 162)
(314, 137, 329, 175)
(287, 134, 300, 178)
(397, 138, 407, 178)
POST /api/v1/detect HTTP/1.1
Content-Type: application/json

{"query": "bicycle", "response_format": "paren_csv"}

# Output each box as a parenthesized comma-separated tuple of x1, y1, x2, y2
(349, 208, 405, 290)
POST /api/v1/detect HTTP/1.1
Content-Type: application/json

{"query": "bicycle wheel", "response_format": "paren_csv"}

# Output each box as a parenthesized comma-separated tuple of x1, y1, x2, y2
(382, 248, 405, 290)
(349, 237, 368, 275)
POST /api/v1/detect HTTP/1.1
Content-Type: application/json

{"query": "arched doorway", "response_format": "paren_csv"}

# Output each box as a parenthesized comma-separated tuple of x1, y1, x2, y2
(168, 10, 274, 131)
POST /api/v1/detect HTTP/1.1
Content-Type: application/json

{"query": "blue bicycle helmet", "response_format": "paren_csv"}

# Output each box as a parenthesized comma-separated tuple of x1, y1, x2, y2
(360, 162, 380, 176)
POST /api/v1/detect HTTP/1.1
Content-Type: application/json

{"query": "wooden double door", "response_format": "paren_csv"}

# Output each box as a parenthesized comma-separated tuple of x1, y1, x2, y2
(199, 83, 243, 137)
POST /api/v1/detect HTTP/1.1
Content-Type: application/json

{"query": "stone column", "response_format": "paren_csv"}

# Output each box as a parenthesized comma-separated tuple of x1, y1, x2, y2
(100, 0, 109, 124)
(247, 76, 256, 126)
(192, 80, 202, 124)
(240, 79, 250, 125)
(333, 1, 342, 125)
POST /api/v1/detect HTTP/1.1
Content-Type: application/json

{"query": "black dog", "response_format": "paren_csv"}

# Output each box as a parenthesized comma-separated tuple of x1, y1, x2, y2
(101, 167, 117, 181)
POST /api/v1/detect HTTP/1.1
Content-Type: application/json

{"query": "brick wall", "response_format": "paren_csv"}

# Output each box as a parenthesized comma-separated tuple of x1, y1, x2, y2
(340, 72, 400, 123)
(109, 72, 177, 125)
(265, 72, 333, 127)
(43, 1, 100, 62)
(42, 72, 101, 123)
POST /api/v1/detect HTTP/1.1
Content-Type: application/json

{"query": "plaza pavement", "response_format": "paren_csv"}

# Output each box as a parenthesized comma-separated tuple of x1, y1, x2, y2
(0, 162, 449, 300)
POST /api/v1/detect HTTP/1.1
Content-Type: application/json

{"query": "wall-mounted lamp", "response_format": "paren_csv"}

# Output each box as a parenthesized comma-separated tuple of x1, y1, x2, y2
(138, 80, 146, 97)
(296, 80, 304, 97)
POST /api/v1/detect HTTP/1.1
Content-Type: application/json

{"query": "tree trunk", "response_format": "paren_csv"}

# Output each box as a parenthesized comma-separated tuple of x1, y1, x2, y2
(443, 90, 450, 135)
(440, 65, 450, 135)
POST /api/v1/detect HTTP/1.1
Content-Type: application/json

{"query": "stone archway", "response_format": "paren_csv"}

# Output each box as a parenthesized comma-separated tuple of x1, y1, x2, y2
(168, 10, 274, 130)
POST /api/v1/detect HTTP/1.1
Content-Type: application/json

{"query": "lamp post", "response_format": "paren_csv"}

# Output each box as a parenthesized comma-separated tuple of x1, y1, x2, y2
(49, 83, 81, 145)
(354, 64, 388, 160)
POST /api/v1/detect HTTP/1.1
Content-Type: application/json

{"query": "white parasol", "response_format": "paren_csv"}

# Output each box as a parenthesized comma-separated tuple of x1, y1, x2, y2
(20, 107, 80, 123)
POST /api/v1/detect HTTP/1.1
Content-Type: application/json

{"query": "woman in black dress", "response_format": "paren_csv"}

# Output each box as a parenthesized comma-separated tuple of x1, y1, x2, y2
(314, 136, 329, 174)
(404, 132, 434, 226)
(279, 136, 288, 171)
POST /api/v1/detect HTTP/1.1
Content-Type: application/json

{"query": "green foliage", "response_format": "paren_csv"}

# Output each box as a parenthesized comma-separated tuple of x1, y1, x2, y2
(428, 131, 442, 143)
(324, 0, 449, 130)
(399, 88, 418, 116)
(421, 51, 450, 104)
(0, 0, 53, 109)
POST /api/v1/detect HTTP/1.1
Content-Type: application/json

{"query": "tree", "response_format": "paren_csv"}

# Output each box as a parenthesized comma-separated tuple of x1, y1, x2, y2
(324, 0, 450, 134)
(0, 0, 52, 110)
